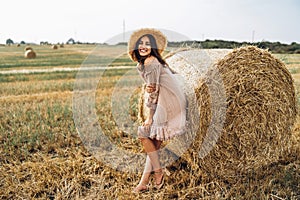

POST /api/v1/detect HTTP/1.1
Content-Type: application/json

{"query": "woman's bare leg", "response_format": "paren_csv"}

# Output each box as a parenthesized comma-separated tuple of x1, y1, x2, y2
(134, 138, 162, 191)
(152, 139, 164, 185)
(137, 156, 152, 186)
(141, 139, 162, 177)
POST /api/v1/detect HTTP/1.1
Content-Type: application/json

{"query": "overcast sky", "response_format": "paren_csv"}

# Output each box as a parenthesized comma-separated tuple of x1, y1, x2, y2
(1, 0, 299, 44)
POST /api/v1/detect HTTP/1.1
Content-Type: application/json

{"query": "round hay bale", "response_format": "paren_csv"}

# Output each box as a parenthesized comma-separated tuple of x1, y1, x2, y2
(52, 45, 58, 49)
(24, 49, 36, 59)
(60, 44, 64, 48)
(138, 46, 297, 182)
(24, 46, 32, 51)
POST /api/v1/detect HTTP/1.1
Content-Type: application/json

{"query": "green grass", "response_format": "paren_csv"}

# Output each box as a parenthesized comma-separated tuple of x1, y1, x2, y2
(0, 46, 87, 69)
(0, 44, 133, 70)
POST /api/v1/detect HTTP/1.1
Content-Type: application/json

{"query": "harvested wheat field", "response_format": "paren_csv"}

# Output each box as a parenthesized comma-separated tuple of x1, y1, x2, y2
(0, 45, 299, 199)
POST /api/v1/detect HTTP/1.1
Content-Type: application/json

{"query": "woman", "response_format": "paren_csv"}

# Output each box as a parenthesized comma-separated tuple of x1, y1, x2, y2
(128, 28, 187, 193)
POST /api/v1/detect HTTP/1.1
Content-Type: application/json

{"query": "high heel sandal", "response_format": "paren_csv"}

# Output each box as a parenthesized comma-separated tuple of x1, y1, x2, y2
(153, 170, 165, 190)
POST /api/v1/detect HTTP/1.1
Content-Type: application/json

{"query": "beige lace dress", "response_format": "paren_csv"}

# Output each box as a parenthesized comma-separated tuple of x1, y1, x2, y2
(137, 57, 187, 141)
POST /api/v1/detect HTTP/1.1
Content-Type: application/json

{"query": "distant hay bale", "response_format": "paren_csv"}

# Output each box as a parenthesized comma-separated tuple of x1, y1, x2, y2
(138, 46, 297, 182)
(24, 46, 33, 51)
(60, 44, 64, 48)
(52, 45, 58, 49)
(24, 49, 36, 59)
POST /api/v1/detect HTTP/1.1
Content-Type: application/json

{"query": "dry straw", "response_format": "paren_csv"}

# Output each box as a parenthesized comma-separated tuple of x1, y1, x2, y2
(139, 46, 297, 183)
(24, 49, 36, 59)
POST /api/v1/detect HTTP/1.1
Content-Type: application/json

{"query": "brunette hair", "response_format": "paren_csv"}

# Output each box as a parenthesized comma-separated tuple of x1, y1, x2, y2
(132, 34, 168, 66)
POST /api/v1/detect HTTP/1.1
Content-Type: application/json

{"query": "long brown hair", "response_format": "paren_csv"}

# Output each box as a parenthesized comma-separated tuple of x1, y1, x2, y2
(132, 34, 167, 66)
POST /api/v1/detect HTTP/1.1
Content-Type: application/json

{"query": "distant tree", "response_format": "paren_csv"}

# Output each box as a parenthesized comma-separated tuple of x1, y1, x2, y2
(117, 42, 127, 46)
(289, 42, 300, 53)
(20, 41, 26, 45)
(6, 38, 14, 45)
(40, 41, 49, 45)
(66, 38, 75, 44)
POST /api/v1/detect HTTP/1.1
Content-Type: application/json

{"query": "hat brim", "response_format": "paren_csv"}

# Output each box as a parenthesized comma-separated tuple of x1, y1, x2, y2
(128, 28, 167, 61)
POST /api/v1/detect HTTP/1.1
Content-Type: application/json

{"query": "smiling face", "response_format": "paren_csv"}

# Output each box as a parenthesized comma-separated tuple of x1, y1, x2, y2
(138, 36, 152, 57)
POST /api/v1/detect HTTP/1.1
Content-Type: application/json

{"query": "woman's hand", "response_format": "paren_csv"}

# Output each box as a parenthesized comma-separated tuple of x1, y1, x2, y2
(146, 85, 156, 93)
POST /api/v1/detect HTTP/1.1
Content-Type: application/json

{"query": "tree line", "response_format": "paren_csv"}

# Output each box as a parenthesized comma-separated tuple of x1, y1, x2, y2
(5, 37, 300, 54)
(168, 40, 300, 54)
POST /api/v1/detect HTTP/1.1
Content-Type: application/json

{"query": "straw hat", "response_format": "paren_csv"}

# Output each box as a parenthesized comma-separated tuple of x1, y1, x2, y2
(128, 28, 167, 61)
